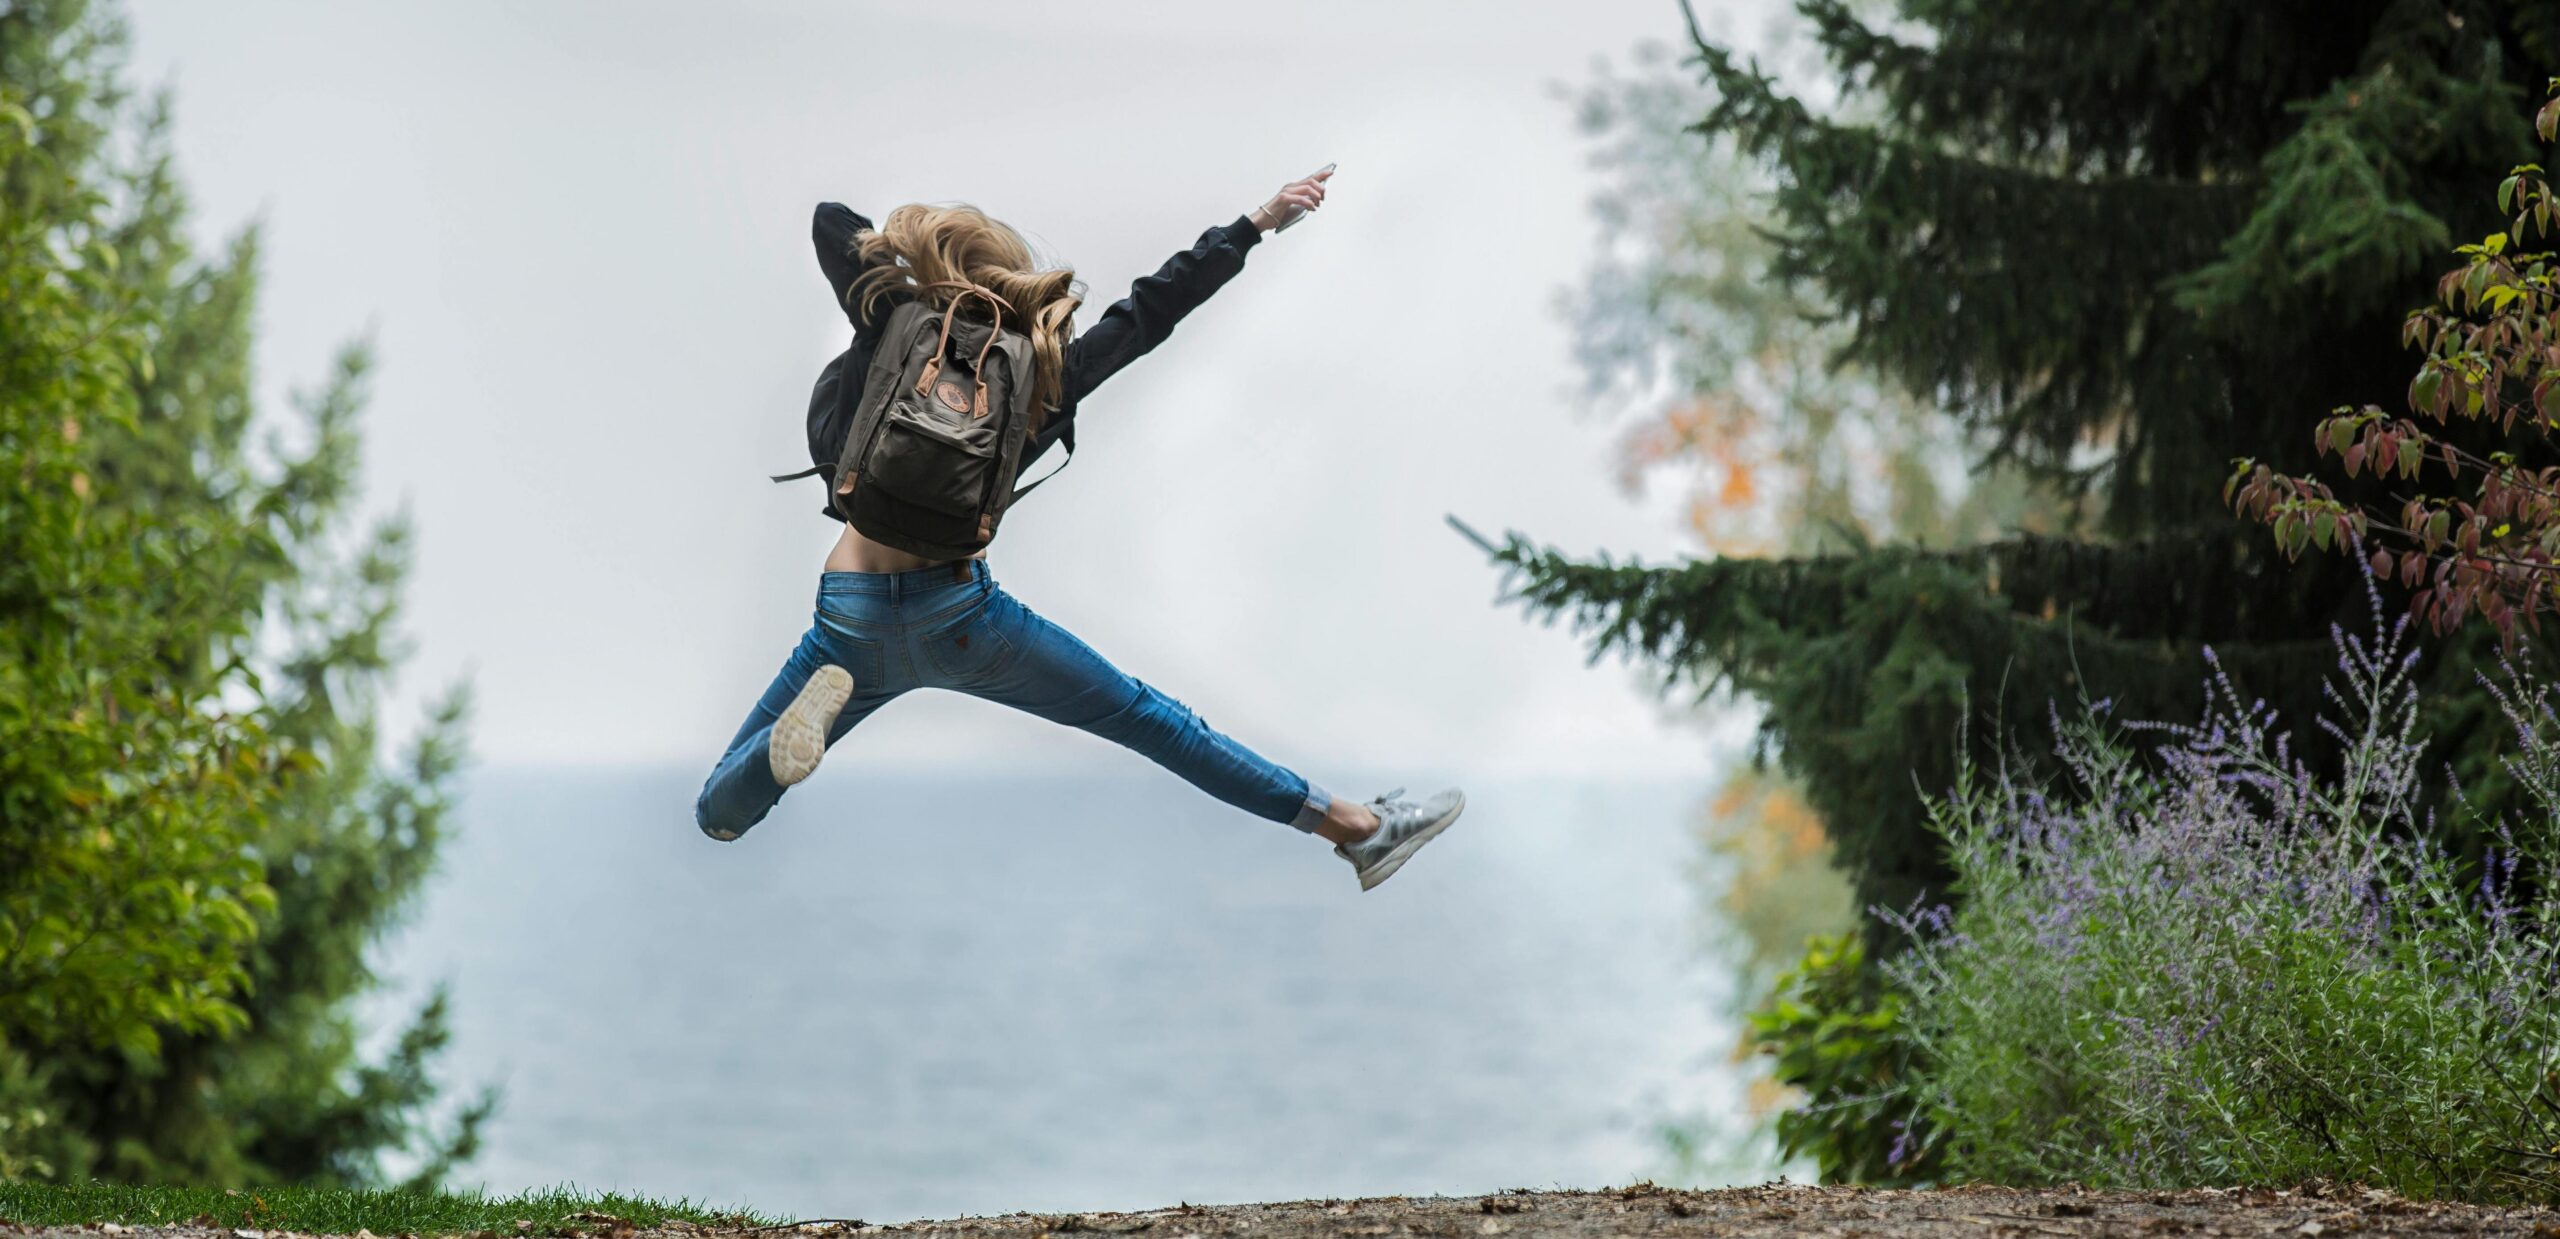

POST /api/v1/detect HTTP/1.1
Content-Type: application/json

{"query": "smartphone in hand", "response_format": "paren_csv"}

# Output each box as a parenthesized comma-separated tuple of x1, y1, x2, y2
(1273, 162, 1336, 233)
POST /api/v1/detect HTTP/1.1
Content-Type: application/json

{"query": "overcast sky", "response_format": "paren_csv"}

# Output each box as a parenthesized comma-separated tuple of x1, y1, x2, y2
(118, 0, 1786, 787)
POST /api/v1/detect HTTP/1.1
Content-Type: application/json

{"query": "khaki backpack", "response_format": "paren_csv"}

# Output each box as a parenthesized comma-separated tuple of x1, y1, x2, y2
(783, 280, 1064, 559)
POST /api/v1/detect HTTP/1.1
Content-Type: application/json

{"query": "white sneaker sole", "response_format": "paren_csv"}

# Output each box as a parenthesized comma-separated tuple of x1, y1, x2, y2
(769, 664, 853, 788)
(1357, 791, 1466, 891)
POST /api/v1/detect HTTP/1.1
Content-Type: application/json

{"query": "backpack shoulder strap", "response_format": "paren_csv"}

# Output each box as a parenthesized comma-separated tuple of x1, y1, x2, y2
(1010, 437, 1072, 502)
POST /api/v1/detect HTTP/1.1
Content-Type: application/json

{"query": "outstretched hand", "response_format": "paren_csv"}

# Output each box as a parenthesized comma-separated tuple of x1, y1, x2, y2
(1249, 166, 1333, 233)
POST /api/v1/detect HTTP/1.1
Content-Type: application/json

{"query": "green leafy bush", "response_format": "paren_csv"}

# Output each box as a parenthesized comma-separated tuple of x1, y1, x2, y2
(1745, 933, 1932, 1185)
(1888, 584, 2560, 1202)
(2229, 84, 2560, 642)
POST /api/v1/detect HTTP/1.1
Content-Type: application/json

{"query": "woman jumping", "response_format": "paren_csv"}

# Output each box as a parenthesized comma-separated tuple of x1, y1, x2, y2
(693, 167, 1466, 890)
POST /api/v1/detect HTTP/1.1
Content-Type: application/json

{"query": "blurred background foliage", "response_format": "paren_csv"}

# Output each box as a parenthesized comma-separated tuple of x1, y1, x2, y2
(0, 0, 484, 1187)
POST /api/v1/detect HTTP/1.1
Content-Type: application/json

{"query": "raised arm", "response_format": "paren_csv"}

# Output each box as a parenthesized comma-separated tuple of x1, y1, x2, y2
(813, 202, 902, 332)
(1019, 169, 1331, 470)
(1055, 167, 1329, 409)
(1054, 214, 1265, 409)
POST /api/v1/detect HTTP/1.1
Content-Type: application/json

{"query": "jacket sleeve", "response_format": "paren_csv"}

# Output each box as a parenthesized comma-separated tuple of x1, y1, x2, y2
(814, 202, 900, 332)
(1056, 214, 1263, 411)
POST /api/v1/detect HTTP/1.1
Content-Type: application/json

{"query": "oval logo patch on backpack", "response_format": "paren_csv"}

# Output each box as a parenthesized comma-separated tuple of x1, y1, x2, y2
(934, 379, 975, 414)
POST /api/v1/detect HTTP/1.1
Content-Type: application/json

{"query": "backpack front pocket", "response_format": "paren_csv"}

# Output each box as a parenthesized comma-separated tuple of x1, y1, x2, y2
(864, 398, 998, 517)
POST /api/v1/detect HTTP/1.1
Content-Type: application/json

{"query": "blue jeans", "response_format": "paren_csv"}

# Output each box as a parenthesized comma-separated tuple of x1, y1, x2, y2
(696, 560, 1332, 840)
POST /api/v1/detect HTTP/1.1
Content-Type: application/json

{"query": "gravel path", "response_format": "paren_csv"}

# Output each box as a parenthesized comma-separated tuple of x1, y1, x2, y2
(11, 1184, 2557, 1239)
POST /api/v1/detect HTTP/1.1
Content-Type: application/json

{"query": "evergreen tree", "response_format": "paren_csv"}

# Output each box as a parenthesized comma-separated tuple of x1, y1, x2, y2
(0, 0, 487, 1184)
(1479, 0, 2560, 932)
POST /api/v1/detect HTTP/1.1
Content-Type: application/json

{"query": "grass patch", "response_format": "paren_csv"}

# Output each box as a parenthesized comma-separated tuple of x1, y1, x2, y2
(0, 1183, 782, 1235)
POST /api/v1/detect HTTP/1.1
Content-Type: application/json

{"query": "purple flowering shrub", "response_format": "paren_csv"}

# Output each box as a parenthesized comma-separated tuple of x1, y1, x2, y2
(1888, 580, 2560, 1202)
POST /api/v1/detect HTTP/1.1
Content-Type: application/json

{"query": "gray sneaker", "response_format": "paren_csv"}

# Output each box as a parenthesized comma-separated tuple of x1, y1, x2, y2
(1335, 786, 1466, 891)
(768, 664, 853, 787)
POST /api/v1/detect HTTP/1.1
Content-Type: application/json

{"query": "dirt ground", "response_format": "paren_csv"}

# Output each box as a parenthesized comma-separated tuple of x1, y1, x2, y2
(830, 1184, 2551, 1239)
(22, 1183, 2559, 1239)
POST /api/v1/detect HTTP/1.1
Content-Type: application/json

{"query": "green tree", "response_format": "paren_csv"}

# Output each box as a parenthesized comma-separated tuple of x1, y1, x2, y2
(1480, 0, 2560, 937)
(0, 0, 487, 1184)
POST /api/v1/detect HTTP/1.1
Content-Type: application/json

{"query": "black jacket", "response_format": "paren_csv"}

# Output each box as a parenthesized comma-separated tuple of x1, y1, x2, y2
(803, 202, 1264, 518)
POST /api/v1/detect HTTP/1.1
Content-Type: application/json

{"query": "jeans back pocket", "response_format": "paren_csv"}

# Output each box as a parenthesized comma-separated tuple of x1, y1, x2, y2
(918, 586, 1019, 686)
(813, 607, 890, 692)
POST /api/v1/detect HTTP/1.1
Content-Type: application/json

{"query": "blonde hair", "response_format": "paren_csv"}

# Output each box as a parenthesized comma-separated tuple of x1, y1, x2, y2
(846, 203, 1083, 422)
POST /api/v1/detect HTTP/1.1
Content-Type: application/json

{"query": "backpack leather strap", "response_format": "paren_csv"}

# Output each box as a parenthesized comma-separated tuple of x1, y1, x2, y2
(914, 281, 1014, 413)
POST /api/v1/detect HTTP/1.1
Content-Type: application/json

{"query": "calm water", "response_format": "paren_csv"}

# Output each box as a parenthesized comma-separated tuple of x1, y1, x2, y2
(370, 765, 1757, 1222)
